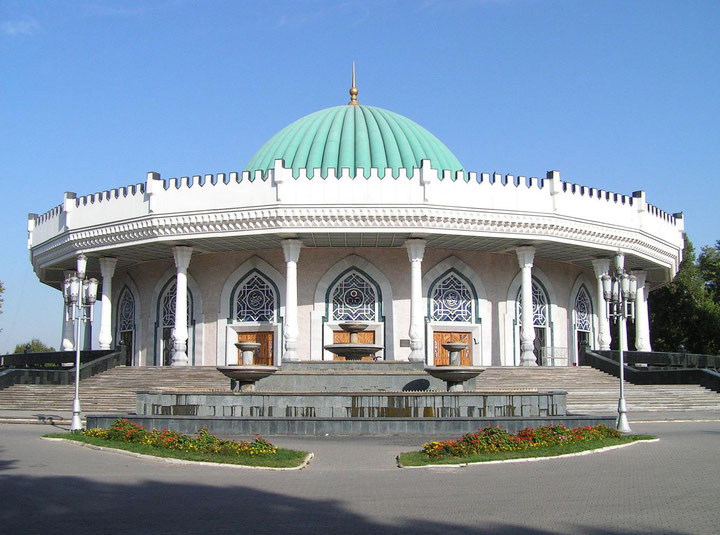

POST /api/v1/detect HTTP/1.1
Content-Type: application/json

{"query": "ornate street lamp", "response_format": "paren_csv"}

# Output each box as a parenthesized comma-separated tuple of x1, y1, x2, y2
(62, 253, 98, 431)
(601, 251, 637, 434)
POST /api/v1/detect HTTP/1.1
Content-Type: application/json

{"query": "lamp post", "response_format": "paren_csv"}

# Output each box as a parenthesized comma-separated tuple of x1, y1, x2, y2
(601, 251, 637, 434)
(62, 254, 98, 431)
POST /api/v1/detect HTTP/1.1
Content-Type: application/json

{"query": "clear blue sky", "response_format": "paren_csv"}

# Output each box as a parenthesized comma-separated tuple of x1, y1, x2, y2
(1, 0, 718, 353)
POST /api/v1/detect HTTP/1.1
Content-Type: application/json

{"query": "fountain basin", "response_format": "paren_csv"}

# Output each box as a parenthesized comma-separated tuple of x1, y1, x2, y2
(323, 343, 384, 360)
(424, 366, 485, 391)
(217, 365, 279, 391)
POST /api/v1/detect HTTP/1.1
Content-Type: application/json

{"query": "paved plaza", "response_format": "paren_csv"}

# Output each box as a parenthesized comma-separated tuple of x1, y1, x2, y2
(0, 419, 718, 534)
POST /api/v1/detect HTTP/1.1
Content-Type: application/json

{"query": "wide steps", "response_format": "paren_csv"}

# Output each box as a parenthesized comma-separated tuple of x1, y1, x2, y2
(0, 365, 718, 414)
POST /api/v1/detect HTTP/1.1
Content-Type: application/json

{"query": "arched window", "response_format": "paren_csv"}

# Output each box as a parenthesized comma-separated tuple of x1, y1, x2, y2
(234, 273, 277, 322)
(157, 281, 194, 366)
(574, 285, 593, 357)
(330, 271, 378, 321)
(116, 286, 135, 366)
(516, 280, 551, 365)
(517, 282, 548, 327)
(430, 273, 473, 322)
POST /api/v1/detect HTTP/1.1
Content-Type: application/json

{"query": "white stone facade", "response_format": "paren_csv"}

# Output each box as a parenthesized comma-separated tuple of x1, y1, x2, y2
(28, 160, 684, 367)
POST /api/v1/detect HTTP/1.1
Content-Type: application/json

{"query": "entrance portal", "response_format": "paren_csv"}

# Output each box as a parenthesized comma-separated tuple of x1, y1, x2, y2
(433, 332, 471, 365)
(236, 331, 274, 365)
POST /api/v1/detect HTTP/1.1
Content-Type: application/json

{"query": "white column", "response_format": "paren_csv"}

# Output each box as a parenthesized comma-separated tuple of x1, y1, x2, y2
(97, 257, 118, 350)
(61, 270, 75, 351)
(516, 246, 537, 366)
(282, 239, 303, 363)
(405, 239, 426, 362)
(633, 270, 652, 351)
(592, 259, 612, 350)
(171, 246, 193, 366)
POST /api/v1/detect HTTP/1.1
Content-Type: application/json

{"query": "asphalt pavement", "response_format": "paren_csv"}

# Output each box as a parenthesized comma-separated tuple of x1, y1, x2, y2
(1, 418, 719, 534)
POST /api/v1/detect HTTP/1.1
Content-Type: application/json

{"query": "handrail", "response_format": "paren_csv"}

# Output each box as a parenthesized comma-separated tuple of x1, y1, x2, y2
(0, 350, 124, 390)
(579, 347, 720, 393)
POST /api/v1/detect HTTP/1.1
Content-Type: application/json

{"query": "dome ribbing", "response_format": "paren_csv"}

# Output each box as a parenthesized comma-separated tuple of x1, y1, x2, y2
(244, 105, 462, 179)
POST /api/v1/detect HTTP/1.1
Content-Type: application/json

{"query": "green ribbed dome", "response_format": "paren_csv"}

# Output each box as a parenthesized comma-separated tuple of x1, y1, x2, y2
(244, 105, 463, 179)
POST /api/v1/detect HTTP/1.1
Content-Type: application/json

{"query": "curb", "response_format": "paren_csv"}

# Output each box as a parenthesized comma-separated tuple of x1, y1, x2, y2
(396, 438, 660, 469)
(41, 437, 314, 470)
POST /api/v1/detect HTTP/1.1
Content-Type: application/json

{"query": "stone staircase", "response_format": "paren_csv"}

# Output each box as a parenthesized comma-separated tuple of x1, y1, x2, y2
(0, 367, 229, 413)
(0, 365, 718, 414)
(476, 367, 720, 414)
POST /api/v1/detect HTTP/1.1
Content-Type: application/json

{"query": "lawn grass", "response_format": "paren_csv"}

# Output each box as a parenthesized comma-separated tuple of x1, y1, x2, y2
(44, 432, 310, 468)
(398, 434, 657, 467)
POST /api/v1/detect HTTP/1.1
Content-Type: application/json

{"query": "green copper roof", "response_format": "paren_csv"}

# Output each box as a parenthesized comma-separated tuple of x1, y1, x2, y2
(244, 105, 463, 179)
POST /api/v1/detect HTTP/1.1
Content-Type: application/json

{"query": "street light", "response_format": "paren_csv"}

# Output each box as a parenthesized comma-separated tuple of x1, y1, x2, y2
(601, 251, 637, 434)
(62, 253, 98, 431)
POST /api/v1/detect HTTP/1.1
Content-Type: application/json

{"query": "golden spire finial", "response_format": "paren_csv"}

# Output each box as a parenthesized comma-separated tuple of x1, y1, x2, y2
(348, 61, 359, 105)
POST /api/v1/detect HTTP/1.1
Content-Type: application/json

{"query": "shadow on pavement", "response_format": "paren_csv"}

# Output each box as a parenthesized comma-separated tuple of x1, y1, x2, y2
(0, 473, 696, 535)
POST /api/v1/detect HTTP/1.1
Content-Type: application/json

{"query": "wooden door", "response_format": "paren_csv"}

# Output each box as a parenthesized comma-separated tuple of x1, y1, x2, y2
(433, 331, 471, 366)
(332, 330, 376, 361)
(236, 331, 274, 365)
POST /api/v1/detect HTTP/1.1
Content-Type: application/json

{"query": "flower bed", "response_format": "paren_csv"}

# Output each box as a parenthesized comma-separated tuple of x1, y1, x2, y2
(82, 418, 278, 457)
(423, 424, 621, 457)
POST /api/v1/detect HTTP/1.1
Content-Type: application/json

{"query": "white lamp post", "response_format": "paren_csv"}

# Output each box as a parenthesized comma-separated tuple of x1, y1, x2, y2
(601, 251, 637, 434)
(62, 253, 98, 431)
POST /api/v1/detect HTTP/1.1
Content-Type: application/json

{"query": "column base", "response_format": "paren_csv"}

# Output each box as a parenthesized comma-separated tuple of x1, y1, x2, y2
(520, 351, 538, 366)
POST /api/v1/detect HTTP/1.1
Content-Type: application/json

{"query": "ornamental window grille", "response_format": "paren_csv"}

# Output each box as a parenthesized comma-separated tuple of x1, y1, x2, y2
(517, 281, 549, 327)
(160, 282, 193, 327)
(331, 272, 378, 321)
(575, 287, 592, 332)
(235, 274, 276, 322)
(118, 289, 135, 332)
(431, 274, 473, 322)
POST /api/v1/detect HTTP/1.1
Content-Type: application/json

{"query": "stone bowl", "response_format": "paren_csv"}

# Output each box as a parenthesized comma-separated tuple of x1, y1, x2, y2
(217, 365, 279, 391)
(423, 366, 485, 391)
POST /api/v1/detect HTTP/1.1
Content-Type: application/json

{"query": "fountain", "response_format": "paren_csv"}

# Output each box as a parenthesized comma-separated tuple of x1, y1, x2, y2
(323, 321, 384, 360)
(424, 341, 485, 391)
(216, 341, 278, 391)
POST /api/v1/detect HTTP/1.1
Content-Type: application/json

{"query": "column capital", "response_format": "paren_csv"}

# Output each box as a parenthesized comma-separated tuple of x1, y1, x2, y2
(282, 239, 303, 263)
(405, 239, 426, 262)
(516, 246, 535, 269)
(99, 256, 118, 278)
(592, 258, 611, 278)
(173, 246, 193, 271)
(631, 269, 647, 287)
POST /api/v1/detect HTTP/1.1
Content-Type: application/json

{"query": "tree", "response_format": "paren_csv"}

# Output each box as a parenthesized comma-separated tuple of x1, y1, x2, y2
(12, 339, 56, 354)
(698, 240, 720, 304)
(649, 235, 720, 354)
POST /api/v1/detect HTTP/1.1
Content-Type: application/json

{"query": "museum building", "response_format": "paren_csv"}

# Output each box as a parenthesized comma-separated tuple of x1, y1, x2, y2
(27, 80, 685, 369)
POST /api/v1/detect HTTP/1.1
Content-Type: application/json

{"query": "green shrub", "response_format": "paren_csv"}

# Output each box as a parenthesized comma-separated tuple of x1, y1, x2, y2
(423, 425, 621, 457)
(83, 418, 277, 457)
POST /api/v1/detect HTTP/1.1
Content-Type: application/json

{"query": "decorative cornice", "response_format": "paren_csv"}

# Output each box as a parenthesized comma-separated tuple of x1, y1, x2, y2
(31, 204, 681, 273)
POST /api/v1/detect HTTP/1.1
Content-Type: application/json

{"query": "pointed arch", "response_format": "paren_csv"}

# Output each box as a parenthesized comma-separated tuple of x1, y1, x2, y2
(568, 273, 598, 365)
(150, 267, 203, 366)
(504, 267, 558, 366)
(114, 278, 140, 366)
(216, 256, 286, 366)
(422, 256, 491, 365)
(312, 254, 394, 360)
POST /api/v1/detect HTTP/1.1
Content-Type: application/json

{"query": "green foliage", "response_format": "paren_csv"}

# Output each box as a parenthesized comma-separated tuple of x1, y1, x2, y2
(422, 424, 621, 457)
(12, 338, 56, 354)
(649, 235, 720, 354)
(698, 240, 720, 305)
(84, 418, 279, 457)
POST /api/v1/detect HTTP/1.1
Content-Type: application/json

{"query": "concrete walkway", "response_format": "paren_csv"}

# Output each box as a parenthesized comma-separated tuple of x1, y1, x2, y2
(1, 419, 719, 534)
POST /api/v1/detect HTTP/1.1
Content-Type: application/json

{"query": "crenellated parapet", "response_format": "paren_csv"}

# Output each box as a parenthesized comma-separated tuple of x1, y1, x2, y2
(28, 159, 685, 282)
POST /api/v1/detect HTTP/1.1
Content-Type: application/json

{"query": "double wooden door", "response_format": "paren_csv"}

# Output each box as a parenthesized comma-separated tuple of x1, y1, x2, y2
(433, 331, 471, 366)
(236, 331, 274, 365)
(332, 330, 376, 361)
